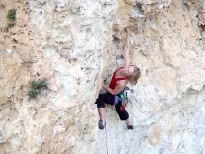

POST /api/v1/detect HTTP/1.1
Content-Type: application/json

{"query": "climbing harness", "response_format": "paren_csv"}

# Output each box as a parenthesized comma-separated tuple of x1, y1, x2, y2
(117, 86, 129, 111)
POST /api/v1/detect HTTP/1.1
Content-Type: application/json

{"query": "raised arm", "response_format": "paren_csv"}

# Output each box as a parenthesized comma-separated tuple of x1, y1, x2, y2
(124, 28, 130, 68)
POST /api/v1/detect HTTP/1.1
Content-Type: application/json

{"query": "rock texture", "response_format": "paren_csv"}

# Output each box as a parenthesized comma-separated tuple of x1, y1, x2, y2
(0, 0, 205, 153)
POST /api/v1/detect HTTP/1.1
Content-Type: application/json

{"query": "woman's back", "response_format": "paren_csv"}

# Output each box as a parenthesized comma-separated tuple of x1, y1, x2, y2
(109, 67, 129, 90)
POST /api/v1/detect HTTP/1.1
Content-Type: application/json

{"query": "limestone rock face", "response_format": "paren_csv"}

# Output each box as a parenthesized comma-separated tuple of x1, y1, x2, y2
(0, 0, 205, 153)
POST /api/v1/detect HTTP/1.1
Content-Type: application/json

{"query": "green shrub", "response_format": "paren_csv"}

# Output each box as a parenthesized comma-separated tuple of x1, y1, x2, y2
(7, 9, 16, 21)
(28, 80, 48, 100)
(7, 23, 15, 28)
(31, 80, 47, 90)
(7, 9, 16, 28)
(28, 90, 39, 99)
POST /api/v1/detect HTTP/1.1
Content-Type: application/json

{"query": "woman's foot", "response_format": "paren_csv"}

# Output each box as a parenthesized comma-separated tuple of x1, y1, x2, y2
(127, 125, 133, 130)
(98, 120, 105, 130)
(125, 118, 133, 129)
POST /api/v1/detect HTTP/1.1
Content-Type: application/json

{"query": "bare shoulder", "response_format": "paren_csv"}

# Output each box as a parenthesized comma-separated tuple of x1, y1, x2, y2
(116, 66, 128, 76)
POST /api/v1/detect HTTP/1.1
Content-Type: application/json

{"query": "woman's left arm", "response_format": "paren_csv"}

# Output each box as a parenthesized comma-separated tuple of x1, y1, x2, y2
(123, 28, 130, 68)
(102, 82, 125, 95)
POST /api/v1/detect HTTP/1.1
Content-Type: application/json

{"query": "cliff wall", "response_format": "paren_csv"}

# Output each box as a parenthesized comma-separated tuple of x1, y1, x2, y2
(0, 0, 205, 153)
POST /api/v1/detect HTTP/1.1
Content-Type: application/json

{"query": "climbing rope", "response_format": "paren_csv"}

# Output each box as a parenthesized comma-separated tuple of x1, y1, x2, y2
(105, 124, 109, 154)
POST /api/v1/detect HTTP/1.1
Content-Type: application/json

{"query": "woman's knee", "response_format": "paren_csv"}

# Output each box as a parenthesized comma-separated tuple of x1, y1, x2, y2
(120, 111, 129, 120)
(95, 93, 115, 108)
(96, 99, 105, 108)
(116, 109, 129, 120)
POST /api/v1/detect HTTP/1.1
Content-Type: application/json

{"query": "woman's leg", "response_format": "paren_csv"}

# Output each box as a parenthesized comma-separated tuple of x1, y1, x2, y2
(125, 118, 131, 126)
(95, 93, 116, 129)
(125, 118, 133, 129)
(98, 108, 106, 127)
(115, 102, 133, 129)
(98, 108, 105, 122)
(95, 94, 107, 129)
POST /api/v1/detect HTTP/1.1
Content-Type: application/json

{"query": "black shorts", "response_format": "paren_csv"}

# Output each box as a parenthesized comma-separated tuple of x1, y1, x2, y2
(95, 93, 129, 120)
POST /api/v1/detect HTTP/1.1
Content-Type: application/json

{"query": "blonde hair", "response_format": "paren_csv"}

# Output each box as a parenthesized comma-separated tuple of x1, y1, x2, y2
(128, 65, 141, 85)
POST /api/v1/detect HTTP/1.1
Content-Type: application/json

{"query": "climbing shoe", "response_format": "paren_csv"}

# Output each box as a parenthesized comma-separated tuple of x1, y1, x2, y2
(98, 120, 105, 130)
(127, 125, 133, 130)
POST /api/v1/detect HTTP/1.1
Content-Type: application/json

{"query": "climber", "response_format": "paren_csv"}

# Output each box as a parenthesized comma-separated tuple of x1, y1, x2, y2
(95, 27, 141, 130)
